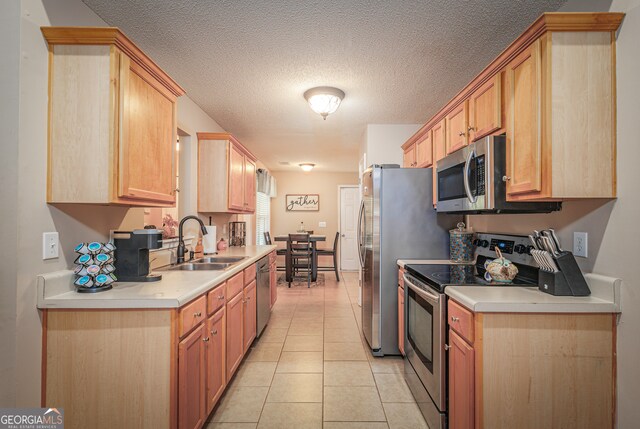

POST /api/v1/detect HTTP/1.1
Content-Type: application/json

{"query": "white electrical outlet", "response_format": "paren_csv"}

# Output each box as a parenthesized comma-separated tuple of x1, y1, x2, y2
(573, 232, 588, 258)
(319, 221, 327, 228)
(43, 232, 59, 260)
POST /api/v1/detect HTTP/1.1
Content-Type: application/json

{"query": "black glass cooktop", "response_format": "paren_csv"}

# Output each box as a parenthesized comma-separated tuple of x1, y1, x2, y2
(405, 263, 536, 293)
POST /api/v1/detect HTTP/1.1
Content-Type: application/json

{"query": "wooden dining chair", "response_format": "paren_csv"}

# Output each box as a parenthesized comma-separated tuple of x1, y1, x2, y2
(264, 232, 286, 272)
(287, 233, 313, 287)
(317, 231, 340, 281)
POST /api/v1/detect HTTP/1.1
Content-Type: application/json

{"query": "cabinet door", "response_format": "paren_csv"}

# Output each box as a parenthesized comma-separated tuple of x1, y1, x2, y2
(398, 287, 405, 356)
(469, 74, 502, 141)
(270, 262, 277, 308)
(432, 119, 446, 207)
(226, 292, 244, 381)
(118, 53, 177, 204)
(243, 157, 256, 212)
(446, 101, 469, 154)
(228, 144, 245, 211)
(505, 40, 542, 196)
(243, 280, 257, 353)
(449, 329, 474, 429)
(403, 144, 416, 168)
(178, 324, 206, 429)
(416, 131, 433, 168)
(206, 307, 226, 414)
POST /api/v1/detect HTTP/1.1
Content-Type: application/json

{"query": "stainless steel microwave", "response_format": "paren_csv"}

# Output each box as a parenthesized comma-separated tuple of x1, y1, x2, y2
(435, 135, 561, 214)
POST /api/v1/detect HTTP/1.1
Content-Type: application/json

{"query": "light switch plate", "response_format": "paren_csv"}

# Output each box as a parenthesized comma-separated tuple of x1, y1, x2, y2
(319, 221, 327, 228)
(573, 232, 588, 258)
(43, 232, 59, 260)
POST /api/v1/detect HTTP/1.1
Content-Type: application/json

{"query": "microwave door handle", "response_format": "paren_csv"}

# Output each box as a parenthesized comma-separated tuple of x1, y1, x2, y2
(403, 274, 440, 304)
(357, 200, 365, 268)
(463, 149, 478, 204)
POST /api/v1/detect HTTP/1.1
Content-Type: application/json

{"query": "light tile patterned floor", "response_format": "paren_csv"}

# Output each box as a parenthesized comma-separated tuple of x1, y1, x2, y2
(207, 271, 429, 429)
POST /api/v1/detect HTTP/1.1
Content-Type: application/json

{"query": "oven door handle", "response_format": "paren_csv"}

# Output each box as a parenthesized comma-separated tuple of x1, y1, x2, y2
(463, 149, 478, 204)
(403, 274, 440, 304)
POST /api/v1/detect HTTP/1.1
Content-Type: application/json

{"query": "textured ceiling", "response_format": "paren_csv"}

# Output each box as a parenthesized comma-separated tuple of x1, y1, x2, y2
(82, 0, 566, 172)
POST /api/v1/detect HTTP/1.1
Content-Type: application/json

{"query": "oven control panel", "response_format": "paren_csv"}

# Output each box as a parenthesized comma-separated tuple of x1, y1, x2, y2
(474, 233, 535, 266)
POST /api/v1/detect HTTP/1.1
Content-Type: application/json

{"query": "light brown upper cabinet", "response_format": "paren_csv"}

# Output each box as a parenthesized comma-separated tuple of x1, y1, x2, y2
(400, 13, 623, 203)
(402, 129, 432, 169)
(468, 73, 502, 142)
(403, 143, 416, 168)
(198, 133, 257, 213)
(505, 30, 618, 201)
(42, 27, 184, 206)
(415, 130, 433, 168)
(445, 101, 469, 155)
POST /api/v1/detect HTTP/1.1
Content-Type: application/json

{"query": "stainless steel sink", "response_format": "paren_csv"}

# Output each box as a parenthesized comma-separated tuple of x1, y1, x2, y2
(193, 256, 247, 264)
(166, 262, 231, 271)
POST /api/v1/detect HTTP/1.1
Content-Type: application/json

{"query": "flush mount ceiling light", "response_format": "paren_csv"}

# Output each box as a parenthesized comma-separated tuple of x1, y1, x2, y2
(303, 86, 345, 120)
(299, 163, 315, 172)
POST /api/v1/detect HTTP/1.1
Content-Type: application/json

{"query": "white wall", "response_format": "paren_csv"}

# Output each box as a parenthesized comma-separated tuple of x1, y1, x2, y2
(469, 1, 640, 427)
(360, 124, 422, 167)
(1, 0, 228, 407)
(0, 0, 21, 408)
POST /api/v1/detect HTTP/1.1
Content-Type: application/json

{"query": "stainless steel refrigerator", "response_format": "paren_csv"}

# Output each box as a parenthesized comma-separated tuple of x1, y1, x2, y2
(358, 165, 458, 356)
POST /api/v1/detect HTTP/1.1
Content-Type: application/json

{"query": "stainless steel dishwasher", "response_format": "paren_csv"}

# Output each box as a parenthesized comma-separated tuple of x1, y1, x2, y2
(256, 256, 271, 336)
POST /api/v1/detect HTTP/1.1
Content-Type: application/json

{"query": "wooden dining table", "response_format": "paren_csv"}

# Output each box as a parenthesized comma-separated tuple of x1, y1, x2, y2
(273, 235, 326, 282)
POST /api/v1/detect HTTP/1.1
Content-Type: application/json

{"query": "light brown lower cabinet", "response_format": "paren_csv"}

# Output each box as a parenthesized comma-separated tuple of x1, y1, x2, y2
(397, 286, 405, 356)
(243, 280, 257, 353)
(226, 291, 244, 381)
(206, 307, 226, 414)
(42, 264, 265, 429)
(447, 299, 616, 429)
(179, 324, 206, 429)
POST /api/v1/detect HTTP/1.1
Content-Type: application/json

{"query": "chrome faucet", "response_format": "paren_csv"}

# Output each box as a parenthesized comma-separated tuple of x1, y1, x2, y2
(176, 215, 208, 264)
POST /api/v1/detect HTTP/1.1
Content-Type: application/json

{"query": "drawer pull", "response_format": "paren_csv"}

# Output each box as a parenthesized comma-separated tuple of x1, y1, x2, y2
(218, 295, 225, 300)
(211, 329, 218, 335)
(458, 131, 465, 137)
(451, 316, 459, 322)
(444, 344, 451, 351)
(194, 312, 202, 317)
(203, 337, 210, 342)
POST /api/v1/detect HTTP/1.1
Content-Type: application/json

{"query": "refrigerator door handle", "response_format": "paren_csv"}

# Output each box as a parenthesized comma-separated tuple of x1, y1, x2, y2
(357, 199, 365, 268)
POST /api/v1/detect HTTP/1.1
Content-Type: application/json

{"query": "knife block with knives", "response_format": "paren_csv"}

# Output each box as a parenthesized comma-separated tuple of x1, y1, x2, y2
(530, 229, 591, 296)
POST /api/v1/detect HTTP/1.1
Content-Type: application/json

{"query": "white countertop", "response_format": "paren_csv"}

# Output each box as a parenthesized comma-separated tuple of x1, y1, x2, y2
(445, 273, 621, 313)
(37, 245, 276, 309)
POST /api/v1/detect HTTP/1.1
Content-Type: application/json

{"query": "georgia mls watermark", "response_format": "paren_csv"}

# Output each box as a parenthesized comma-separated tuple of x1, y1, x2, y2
(0, 408, 63, 429)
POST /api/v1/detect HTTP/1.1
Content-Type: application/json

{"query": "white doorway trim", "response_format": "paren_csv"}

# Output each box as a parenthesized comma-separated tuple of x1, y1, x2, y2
(337, 184, 360, 271)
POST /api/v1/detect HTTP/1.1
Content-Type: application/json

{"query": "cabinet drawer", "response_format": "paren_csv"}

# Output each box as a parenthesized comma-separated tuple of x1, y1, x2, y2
(244, 264, 256, 285)
(398, 268, 405, 289)
(207, 283, 226, 315)
(226, 272, 244, 301)
(448, 299, 474, 344)
(179, 295, 207, 338)
(269, 251, 276, 265)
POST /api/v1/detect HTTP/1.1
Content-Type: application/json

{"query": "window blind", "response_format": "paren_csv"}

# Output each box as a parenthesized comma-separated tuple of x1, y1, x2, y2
(256, 191, 271, 245)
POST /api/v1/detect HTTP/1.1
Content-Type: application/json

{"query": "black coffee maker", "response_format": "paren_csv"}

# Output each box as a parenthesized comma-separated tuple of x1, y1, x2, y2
(113, 229, 163, 282)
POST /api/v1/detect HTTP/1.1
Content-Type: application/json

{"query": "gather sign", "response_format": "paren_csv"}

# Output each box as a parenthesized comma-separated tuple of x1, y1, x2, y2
(286, 194, 320, 211)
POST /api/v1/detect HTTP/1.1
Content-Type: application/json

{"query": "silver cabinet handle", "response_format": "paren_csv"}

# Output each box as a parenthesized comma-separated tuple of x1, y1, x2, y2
(468, 126, 475, 132)
(451, 316, 460, 322)
(403, 274, 440, 304)
(203, 337, 210, 342)
(211, 329, 218, 335)
(503, 175, 511, 182)
(218, 295, 225, 300)
(444, 344, 451, 351)
(463, 149, 477, 204)
(194, 312, 202, 317)
(458, 131, 465, 137)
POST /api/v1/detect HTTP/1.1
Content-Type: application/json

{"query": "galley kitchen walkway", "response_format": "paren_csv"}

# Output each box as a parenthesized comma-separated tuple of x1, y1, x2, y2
(206, 271, 429, 429)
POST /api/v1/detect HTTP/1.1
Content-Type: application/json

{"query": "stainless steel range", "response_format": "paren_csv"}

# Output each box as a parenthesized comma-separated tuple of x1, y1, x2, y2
(402, 232, 539, 429)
